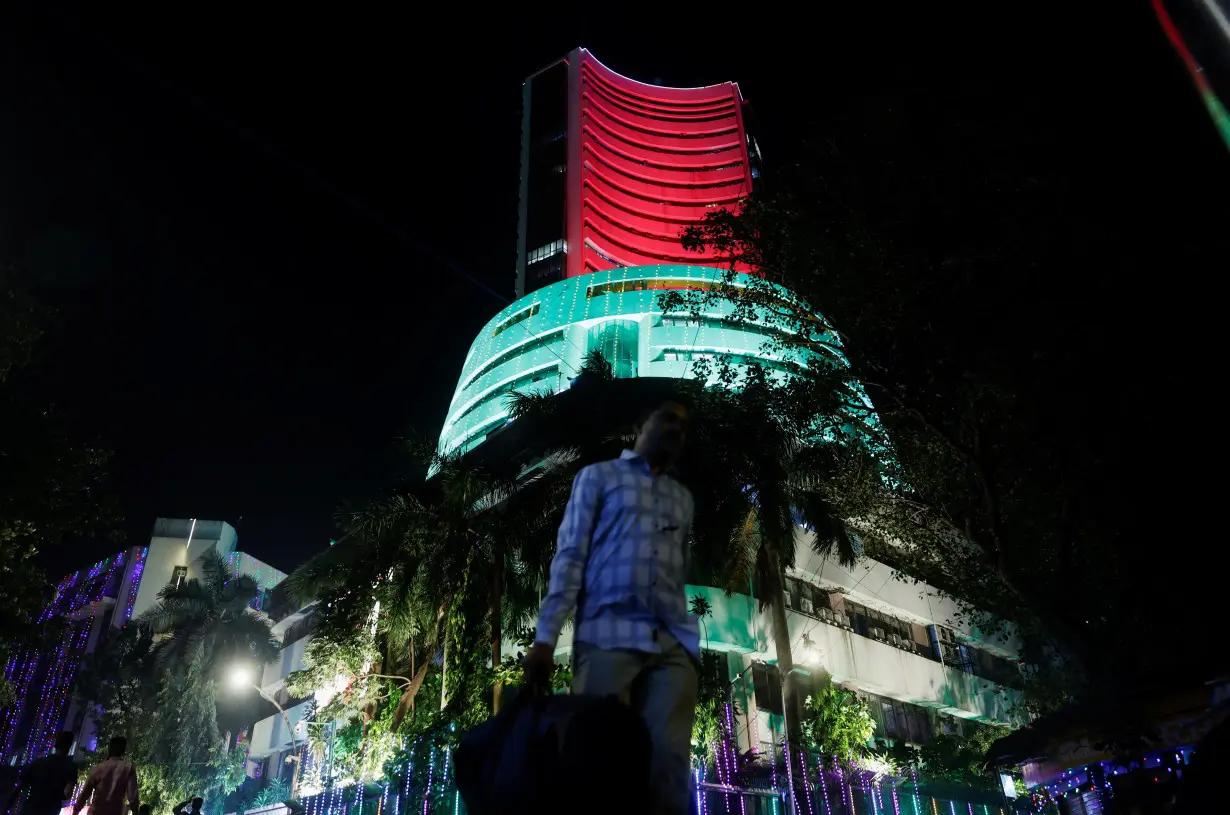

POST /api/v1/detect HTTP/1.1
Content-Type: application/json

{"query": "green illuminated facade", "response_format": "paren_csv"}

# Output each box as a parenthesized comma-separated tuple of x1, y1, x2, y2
(438, 264, 810, 456)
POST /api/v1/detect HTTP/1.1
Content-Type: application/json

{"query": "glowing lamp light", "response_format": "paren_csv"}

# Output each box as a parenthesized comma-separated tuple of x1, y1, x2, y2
(228, 664, 256, 690)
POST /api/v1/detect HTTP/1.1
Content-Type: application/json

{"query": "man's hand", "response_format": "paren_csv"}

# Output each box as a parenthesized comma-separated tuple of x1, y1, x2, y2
(522, 642, 556, 687)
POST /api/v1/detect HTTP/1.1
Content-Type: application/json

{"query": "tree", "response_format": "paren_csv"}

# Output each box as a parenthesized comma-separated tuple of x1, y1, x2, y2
(663, 90, 1192, 695)
(2, 266, 119, 703)
(80, 558, 280, 812)
(798, 677, 875, 759)
(138, 550, 281, 671)
(684, 375, 862, 747)
(908, 724, 1006, 791)
(287, 437, 567, 737)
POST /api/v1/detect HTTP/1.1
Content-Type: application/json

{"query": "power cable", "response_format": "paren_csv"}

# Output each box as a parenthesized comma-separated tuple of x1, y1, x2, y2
(45, 7, 598, 379)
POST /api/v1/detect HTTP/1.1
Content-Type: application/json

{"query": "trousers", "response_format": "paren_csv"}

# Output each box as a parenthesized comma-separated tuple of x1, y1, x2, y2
(572, 630, 698, 815)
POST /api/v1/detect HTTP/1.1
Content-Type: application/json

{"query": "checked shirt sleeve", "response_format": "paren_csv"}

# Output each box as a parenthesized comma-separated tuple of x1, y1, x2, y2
(535, 465, 602, 647)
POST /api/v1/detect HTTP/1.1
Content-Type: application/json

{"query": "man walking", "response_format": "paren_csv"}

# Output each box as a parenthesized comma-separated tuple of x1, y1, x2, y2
(72, 737, 138, 815)
(4, 732, 78, 815)
(524, 401, 698, 815)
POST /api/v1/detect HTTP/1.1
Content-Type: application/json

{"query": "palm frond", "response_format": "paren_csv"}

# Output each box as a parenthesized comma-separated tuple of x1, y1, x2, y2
(199, 549, 232, 596)
(796, 492, 859, 568)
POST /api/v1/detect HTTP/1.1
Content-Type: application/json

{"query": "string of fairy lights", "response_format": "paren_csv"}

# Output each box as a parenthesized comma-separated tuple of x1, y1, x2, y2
(2, 552, 130, 764)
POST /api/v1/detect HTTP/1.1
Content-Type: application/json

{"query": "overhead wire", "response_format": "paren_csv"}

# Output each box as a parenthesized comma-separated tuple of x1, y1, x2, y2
(45, 7, 598, 381)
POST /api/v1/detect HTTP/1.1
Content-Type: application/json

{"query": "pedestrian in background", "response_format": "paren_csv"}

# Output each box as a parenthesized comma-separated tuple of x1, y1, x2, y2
(4, 732, 78, 815)
(72, 737, 138, 815)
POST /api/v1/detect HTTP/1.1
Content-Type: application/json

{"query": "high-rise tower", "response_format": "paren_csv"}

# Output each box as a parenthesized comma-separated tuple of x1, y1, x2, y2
(516, 49, 760, 297)
(438, 50, 784, 458)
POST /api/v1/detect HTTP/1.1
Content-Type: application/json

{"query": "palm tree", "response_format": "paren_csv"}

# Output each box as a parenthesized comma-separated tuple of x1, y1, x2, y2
(135, 550, 281, 805)
(138, 548, 280, 672)
(292, 440, 569, 719)
(687, 379, 860, 745)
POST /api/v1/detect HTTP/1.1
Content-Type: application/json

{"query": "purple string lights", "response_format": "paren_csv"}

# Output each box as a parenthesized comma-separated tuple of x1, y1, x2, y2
(2, 552, 128, 764)
(422, 747, 435, 815)
(798, 751, 815, 815)
(817, 756, 834, 815)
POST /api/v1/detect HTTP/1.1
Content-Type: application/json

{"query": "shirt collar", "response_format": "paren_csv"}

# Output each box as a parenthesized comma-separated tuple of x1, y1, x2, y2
(620, 448, 677, 476)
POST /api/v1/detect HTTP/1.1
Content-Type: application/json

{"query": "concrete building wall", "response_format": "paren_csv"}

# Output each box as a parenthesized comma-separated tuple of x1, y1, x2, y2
(249, 699, 313, 759)
(790, 528, 1021, 656)
(260, 635, 311, 694)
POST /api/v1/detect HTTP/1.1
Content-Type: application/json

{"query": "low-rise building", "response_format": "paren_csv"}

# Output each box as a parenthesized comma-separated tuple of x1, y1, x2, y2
(1, 518, 286, 766)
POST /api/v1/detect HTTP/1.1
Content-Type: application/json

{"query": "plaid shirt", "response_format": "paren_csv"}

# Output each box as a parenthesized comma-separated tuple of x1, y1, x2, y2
(535, 450, 699, 657)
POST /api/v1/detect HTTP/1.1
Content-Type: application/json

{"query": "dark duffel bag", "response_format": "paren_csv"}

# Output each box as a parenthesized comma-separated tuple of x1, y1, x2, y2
(455, 685, 651, 815)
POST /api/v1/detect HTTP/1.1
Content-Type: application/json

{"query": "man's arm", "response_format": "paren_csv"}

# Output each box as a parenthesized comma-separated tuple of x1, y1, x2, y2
(62, 765, 80, 803)
(124, 767, 138, 815)
(534, 466, 602, 647)
(173, 800, 191, 815)
(72, 769, 97, 815)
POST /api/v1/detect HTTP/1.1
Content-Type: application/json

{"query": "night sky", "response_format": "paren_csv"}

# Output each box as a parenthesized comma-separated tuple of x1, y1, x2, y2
(2, 3, 1221, 573)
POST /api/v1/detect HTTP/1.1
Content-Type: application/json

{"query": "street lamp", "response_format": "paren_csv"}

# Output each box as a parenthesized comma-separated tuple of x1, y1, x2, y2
(229, 663, 302, 796)
(228, 664, 257, 691)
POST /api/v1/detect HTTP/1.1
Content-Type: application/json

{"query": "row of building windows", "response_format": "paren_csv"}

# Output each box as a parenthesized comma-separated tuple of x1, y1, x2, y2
(527, 239, 566, 265)
(460, 329, 565, 394)
(748, 662, 975, 747)
(784, 577, 1022, 688)
(492, 302, 541, 338)
(585, 277, 716, 298)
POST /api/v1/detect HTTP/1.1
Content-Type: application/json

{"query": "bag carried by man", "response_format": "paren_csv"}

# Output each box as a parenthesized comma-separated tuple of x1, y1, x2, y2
(455, 684, 651, 815)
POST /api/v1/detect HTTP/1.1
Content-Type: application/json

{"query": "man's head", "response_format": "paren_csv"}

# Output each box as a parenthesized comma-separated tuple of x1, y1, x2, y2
(107, 736, 127, 759)
(633, 401, 689, 469)
(54, 732, 74, 755)
(192, 798, 204, 810)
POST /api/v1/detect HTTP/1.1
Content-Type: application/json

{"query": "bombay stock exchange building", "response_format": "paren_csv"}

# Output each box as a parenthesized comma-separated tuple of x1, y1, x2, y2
(439, 48, 780, 458)
(437, 49, 1024, 770)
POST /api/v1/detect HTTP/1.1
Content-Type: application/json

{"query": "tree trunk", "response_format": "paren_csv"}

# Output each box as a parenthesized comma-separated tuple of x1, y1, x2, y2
(389, 659, 431, 732)
(491, 540, 504, 714)
(441, 636, 449, 709)
(765, 546, 802, 742)
(763, 546, 806, 814)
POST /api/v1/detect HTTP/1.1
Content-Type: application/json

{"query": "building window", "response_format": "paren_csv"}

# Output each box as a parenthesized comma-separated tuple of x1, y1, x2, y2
(492, 302, 541, 338)
(526, 239, 566, 265)
(172, 566, 188, 589)
(751, 662, 783, 715)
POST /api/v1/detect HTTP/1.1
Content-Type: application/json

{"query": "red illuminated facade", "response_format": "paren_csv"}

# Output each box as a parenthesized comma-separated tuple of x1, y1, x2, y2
(515, 49, 759, 297)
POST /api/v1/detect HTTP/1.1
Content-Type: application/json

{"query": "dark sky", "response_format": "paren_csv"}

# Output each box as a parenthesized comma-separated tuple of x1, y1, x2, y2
(1, 3, 1220, 573)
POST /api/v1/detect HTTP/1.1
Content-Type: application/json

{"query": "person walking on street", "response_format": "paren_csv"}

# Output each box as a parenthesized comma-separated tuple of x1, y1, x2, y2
(4, 732, 78, 815)
(523, 401, 699, 815)
(72, 737, 138, 815)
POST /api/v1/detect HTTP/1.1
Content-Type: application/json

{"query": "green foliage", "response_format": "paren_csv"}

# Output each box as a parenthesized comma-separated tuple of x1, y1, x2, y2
(915, 727, 1008, 791)
(667, 141, 1107, 701)
(79, 556, 277, 812)
(252, 777, 291, 808)
(494, 627, 571, 694)
(799, 677, 876, 757)
(138, 551, 281, 673)
(691, 652, 735, 765)
(2, 266, 119, 704)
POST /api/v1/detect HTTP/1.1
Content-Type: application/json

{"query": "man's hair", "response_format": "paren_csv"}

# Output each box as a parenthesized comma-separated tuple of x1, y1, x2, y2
(108, 736, 127, 758)
(192, 798, 204, 807)
(54, 732, 74, 753)
(636, 400, 688, 428)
